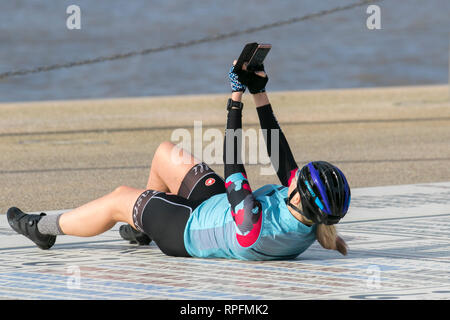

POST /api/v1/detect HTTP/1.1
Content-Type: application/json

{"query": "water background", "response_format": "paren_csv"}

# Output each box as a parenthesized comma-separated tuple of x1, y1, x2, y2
(0, 0, 449, 102)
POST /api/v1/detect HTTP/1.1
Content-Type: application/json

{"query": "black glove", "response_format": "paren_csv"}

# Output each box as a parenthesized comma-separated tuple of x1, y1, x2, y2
(233, 64, 268, 94)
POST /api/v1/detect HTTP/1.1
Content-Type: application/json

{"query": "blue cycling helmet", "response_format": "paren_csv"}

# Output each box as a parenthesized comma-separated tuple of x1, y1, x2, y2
(287, 161, 351, 225)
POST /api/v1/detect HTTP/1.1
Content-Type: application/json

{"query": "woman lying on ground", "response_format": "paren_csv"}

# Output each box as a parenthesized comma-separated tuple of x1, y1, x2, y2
(7, 59, 350, 260)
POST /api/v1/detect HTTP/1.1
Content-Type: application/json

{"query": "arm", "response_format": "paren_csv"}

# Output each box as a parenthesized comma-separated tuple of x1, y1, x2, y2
(253, 92, 299, 187)
(223, 91, 262, 248)
(233, 62, 299, 187)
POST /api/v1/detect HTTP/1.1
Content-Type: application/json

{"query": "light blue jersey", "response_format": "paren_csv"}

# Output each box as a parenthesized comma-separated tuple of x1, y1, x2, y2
(183, 184, 317, 260)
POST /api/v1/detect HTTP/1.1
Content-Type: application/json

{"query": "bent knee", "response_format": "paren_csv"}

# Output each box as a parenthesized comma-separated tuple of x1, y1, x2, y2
(112, 185, 135, 195)
(156, 141, 175, 155)
(152, 141, 175, 164)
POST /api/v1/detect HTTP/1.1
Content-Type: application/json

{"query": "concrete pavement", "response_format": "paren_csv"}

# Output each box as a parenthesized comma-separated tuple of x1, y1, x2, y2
(0, 85, 449, 213)
(0, 85, 449, 299)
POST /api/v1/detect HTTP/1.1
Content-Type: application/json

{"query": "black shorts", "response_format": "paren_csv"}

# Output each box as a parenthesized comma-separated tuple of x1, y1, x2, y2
(132, 163, 226, 257)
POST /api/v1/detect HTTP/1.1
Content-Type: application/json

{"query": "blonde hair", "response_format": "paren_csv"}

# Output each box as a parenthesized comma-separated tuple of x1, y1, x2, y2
(316, 224, 348, 256)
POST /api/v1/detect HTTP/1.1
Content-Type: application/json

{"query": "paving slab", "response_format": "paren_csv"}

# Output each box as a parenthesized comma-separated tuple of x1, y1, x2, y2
(0, 181, 448, 300)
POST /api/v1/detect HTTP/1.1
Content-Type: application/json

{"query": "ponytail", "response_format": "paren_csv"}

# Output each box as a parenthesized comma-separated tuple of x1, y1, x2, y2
(316, 224, 348, 256)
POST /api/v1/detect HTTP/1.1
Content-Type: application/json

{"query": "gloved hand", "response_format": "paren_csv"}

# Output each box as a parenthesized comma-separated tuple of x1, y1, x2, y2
(233, 63, 269, 94)
(228, 66, 246, 92)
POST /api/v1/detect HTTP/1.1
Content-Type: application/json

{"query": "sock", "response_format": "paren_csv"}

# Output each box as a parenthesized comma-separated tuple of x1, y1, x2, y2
(37, 213, 65, 236)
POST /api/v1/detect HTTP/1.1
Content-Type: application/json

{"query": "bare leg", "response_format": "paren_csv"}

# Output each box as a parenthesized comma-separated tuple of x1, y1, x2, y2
(146, 141, 201, 194)
(58, 142, 201, 238)
(58, 186, 144, 237)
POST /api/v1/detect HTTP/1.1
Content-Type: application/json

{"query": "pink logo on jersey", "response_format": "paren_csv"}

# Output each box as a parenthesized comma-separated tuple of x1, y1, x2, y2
(205, 178, 215, 186)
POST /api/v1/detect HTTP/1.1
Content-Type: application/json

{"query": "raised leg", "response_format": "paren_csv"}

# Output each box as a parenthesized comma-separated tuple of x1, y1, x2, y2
(59, 142, 202, 238)
(146, 141, 201, 194)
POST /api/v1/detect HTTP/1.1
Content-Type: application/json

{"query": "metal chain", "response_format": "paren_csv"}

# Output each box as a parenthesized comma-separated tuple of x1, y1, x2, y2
(0, 0, 383, 80)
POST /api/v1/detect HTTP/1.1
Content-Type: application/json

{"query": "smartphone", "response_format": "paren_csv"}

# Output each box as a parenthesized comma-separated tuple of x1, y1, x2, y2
(235, 43, 271, 71)
(246, 44, 271, 71)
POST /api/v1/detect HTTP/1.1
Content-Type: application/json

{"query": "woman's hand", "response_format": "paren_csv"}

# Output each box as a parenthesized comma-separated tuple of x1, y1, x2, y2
(228, 63, 246, 93)
(232, 60, 269, 94)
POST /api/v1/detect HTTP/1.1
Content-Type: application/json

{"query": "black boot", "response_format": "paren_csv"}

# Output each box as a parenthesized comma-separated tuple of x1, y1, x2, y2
(119, 224, 152, 245)
(7, 207, 56, 250)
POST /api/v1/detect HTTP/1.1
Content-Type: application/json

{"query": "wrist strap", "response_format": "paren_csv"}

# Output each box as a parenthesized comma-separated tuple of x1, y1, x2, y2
(249, 88, 266, 94)
(227, 98, 244, 111)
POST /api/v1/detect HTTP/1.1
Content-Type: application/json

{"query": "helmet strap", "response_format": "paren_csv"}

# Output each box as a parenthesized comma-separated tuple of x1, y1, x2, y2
(286, 188, 314, 225)
(287, 188, 302, 213)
